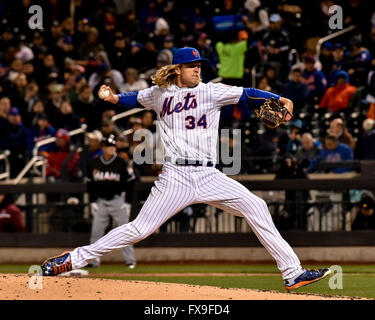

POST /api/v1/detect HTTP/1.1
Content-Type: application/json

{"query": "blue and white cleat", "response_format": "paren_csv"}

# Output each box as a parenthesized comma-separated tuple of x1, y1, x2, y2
(41, 251, 72, 276)
(284, 268, 332, 291)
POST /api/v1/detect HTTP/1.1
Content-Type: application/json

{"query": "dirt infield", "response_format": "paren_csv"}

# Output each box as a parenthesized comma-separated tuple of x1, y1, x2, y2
(0, 274, 357, 300)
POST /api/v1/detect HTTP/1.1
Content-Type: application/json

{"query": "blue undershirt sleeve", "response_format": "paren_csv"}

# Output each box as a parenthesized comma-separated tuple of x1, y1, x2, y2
(238, 88, 280, 109)
(116, 91, 143, 109)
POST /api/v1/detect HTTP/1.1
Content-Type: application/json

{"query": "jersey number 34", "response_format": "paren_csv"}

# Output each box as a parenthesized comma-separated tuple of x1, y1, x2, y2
(185, 114, 207, 129)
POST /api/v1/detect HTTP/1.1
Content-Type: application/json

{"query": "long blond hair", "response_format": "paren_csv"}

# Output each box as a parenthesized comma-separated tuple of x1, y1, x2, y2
(151, 65, 179, 88)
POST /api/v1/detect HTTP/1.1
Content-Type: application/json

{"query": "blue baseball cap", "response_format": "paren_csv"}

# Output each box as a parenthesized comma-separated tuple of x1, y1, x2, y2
(172, 47, 208, 65)
(8, 106, 20, 116)
(336, 70, 349, 83)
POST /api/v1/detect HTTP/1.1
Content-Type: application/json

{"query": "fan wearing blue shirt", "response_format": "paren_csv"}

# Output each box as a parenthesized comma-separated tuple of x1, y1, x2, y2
(308, 135, 354, 173)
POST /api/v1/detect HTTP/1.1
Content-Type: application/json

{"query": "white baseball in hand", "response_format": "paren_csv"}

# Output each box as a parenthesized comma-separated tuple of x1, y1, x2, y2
(99, 89, 110, 99)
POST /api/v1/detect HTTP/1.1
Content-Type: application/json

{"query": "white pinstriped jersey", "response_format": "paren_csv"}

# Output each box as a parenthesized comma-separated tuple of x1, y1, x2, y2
(137, 82, 243, 162)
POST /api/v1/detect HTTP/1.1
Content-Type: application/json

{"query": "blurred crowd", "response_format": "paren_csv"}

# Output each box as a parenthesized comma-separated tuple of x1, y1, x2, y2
(0, 0, 375, 182)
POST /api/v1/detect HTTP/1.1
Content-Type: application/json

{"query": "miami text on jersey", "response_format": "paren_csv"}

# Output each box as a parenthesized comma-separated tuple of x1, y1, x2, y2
(160, 92, 197, 118)
(93, 169, 121, 182)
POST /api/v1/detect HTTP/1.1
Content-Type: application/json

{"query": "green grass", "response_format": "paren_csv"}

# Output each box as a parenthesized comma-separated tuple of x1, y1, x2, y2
(1, 264, 374, 299)
(104, 275, 375, 299)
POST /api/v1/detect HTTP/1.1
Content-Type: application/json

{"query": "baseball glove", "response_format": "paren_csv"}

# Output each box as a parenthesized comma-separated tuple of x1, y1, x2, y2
(254, 97, 293, 129)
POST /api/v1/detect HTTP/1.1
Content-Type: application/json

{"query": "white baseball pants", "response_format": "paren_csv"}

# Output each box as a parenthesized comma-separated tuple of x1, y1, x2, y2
(70, 163, 303, 279)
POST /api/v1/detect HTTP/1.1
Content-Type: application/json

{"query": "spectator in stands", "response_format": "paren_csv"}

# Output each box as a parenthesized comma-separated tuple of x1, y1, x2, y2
(295, 132, 322, 170)
(153, 17, 170, 48)
(101, 109, 116, 123)
(24, 81, 40, 113)
(55, 100, 81, 133)
(281, 67, 309, 112)
(73, 84, 101, 131)
(327, 118, 356, 151)
(78, 27, 105, 59)
(260, 13, 290, 78)
(0, 107, 28, 178)
(107, 32, 132, 72)
(174, 18, 195, 48)
(0, 194, 25, 232)
(45, 83, 65, 127)
(257, 76, 271, 91)
(29, 32, 48, 63)
(6, 59, 23, 84)
(355, 120, 375, 160)
(13, 36, 34, 63)
(285, 120, 303, 155)
(194, 32, 218, 82)
(119, 68, 149, 92)
(143, 49, 173, 84)
(251, 126, 289, 172)
(190, 5, 209, 34)
(308, 134, 354, 174)
(301, 55, 327, 102)
(46, 129, 80, 181)
(61, 17, 75, 38)
(101, 119, 121, 138)
(36, 53, 60, 89)
(242, 0, 270, 36)
(22, 60, 36, 82)
(28, 100, 46, 126)
(27, 112, 56, 156)
(345, 36, 372, 86)
(102, 12, 117, 47)
(68, 74, 88, 103)
(215, 31, 248, 86)
(264, 65, 283, 94)
(352, 195, 375, 230)
(85, 130, 104, 160)
(319, 42, 334, 77)
(141, 111, 156, 133)
(319, 70, 357, 113)
(8, 73, 29, 120)
(55, 36, 81, 72)
(74, 18, 92, 47)
(120, 10, 141, 41)
(63, 72, 79, 103)
(138, 38, 159, 73)
(0, 97, 11, 125)
(78, 130, 104, 177)
(162, 34, 177, 55)
(327, 43, 346, 87)
(87, 52, 125, 92)
(138, 0, 162, 34)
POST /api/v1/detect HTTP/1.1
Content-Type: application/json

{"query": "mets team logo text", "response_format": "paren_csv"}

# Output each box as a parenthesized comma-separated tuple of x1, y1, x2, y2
(160, 93, 197, 118)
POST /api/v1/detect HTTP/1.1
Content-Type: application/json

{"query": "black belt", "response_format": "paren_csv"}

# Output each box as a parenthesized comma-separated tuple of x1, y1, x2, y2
(164, 156, 214, 167)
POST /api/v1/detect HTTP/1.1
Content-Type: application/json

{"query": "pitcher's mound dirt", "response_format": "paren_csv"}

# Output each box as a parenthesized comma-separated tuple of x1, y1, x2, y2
(0, 274, 352, 300)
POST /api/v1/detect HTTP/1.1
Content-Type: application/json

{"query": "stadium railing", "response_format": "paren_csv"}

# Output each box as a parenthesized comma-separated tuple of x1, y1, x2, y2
(315, 25, 357, 60)
(0, 150, 10, 181)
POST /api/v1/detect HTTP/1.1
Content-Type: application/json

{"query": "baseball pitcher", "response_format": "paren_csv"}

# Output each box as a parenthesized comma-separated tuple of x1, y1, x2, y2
(41, 47, 330, 291)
